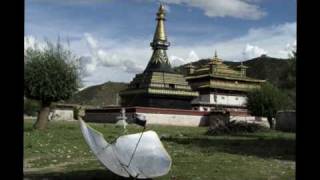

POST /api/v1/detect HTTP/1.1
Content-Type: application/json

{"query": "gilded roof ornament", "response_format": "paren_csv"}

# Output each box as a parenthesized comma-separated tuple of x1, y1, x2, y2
(145, 3, 172, 73)
(152, 3, 167, 43)
(209, 49, 222, 65)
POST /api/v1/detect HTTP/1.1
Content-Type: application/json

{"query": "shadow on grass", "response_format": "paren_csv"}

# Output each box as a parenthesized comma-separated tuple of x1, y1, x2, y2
(24, 169, 153, 180)
(162, 135, 295, 161)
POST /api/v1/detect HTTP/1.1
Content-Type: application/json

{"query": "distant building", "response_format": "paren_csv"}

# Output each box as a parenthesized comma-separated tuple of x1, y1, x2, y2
(184, 51, 265, 112)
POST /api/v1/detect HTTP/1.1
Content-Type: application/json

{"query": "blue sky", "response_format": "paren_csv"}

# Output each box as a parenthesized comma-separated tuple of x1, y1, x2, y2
(25, 0, 296, 87)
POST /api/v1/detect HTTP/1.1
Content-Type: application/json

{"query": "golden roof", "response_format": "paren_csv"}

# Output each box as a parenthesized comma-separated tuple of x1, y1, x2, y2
(185, 50, 265, 83)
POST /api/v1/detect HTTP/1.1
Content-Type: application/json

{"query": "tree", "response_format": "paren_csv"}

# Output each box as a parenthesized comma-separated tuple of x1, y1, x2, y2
(24, 97, 40, 116)
(246, 83, 290, 129)
(279, 50, 296, 109)
(24, 40, 81, 130)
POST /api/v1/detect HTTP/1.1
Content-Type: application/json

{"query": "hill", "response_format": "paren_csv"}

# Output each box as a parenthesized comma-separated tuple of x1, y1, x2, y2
(67, 81, 128, 107)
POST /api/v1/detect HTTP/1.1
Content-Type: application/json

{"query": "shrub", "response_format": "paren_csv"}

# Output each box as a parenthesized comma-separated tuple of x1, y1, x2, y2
(206, 121, 268, 135)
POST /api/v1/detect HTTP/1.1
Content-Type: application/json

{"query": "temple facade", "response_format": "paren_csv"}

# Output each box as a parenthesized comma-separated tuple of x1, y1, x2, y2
(119, 4, 198, 109)
(184, 51, 265, 112)
(83, 4, 269, 128)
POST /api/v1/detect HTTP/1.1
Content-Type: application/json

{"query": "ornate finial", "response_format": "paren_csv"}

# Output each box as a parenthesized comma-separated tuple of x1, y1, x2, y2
(157, 3, 166, 20)
(144, 3, 173, 73)
(212, 49, 221, 62)
(159, 3, 165, 12)
(209, 49, 222, 66)
(152, 3, 167, 42)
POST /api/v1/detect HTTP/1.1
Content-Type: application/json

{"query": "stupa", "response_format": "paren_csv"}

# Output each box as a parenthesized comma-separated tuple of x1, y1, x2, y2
(119, 4, 198, 109)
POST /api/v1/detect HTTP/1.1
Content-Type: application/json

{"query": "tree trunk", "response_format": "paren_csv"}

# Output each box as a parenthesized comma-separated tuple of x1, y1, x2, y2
(267, 116, 274, 129)
(33, 102, 51, 130)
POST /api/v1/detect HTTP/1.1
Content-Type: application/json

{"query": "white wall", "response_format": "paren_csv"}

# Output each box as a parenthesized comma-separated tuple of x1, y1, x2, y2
(50, 109, 74, 121)
(137, 113, 207, 127)
(230, 116, 269, 128)
(84, 111, 268, 127)
(85, 111, 207, 127)
(192, 93, 247, 107)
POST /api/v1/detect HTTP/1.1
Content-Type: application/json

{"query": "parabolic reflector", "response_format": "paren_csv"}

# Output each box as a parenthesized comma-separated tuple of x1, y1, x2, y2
(79, 120, 172, 179)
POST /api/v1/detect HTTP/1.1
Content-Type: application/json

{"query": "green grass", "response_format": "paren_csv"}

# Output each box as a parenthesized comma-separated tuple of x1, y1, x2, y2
(24, 119, 295, 180)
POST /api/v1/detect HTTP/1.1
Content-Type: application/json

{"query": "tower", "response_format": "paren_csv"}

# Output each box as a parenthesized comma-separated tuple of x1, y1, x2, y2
(119, 4, 198, 109)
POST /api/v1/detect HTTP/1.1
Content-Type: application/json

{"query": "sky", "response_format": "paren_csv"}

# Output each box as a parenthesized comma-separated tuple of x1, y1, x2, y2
(25, 0, 296, 87)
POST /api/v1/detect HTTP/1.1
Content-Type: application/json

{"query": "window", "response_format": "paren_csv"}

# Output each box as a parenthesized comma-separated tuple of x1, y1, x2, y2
(169, 84, 175, 89)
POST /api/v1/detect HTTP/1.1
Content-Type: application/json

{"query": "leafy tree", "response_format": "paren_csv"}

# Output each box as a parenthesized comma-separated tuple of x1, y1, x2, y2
(279, 50, 296, 109)
(24, 40, 81, 130)
(246, 83, 290, 129)
(24, 97, 40, 116)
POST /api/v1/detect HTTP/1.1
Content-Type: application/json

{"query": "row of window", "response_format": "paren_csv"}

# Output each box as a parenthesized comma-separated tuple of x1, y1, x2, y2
(198, 95, 240, 101)
(132, 83, 176, 89)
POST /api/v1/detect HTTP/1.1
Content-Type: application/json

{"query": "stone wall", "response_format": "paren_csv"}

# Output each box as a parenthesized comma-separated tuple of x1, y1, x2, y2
(276, 110, 296, 132)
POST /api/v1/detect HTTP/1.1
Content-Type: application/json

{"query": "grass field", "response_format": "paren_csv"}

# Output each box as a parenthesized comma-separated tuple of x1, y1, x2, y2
(24, 119, 295, 180)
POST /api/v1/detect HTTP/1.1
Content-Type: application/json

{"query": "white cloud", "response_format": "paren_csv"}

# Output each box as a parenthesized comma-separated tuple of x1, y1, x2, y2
(25, 21, 296, 86)
(278, 40, 296, 58)
(84, 33, 98, 50)
(83, 22, 296, 85)
(168, 22, 296, 61)
(83, 33, 145, 75)
(24, 35, 46, 51)
(170, 55, 187, 67)
(163, 4, 171, 12)
(243, 44, 267, 59)
(161, 0, 266, 20)
(169, 50, 199, 66)
(186, 50, 199, 62)
(28, 0, 111, 5)
(286, 40, 296, 52)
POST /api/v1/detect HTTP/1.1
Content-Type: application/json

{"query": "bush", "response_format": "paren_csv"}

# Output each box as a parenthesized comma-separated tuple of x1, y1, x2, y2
(206, 121, 268, 135)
